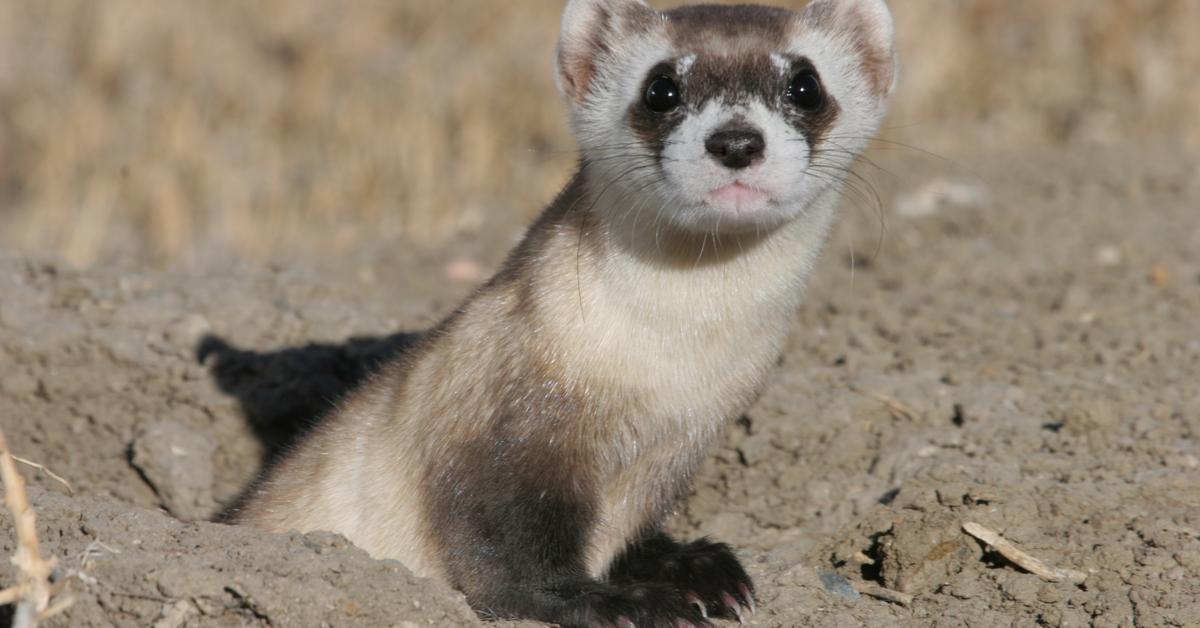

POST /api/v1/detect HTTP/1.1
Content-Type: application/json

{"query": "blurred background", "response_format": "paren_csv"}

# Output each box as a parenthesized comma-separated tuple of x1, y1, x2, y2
(0, 0, 1196, 267)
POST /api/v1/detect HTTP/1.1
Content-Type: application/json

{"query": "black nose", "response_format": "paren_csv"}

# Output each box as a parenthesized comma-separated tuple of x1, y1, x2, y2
(705, 128, 765, 169)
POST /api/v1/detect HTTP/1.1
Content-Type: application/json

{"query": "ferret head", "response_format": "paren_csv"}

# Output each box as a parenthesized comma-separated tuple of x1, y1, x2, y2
(557, 0, 897, 235)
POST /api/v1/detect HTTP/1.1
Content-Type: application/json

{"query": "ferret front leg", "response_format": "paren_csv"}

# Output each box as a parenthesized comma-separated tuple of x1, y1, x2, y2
(607, 533, 756, 622)
(427, 446, 711, 628)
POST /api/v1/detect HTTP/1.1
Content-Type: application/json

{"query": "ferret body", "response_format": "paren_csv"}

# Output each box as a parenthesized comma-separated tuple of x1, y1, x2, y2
(231, 1, 896, 626)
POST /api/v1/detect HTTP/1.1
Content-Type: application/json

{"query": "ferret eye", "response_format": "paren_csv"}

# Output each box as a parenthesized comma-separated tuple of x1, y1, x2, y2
(644, 76, 681, 113)
(787, 70, 823, 110)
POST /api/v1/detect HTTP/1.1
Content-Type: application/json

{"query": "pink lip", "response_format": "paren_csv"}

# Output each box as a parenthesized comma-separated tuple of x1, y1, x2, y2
(709, 181, 769, 206)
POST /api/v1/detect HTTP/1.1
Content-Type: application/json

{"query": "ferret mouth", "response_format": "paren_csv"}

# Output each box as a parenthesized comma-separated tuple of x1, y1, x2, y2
(707, 181, 771, 207)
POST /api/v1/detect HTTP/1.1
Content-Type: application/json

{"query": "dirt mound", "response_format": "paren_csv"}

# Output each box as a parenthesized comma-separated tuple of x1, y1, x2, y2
(0, 488, 477, 627)
(2, 148, 1199, 626)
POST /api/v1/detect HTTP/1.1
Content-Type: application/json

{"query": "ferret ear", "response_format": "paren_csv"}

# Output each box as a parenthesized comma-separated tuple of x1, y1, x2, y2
(802, 0, 898, 100)
(556, 0, 659, 103)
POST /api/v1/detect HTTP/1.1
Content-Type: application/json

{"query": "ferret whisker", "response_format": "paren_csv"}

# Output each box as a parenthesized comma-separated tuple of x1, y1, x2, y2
(802, 169, 864, 212)
(804, 166, 888, 260)
(815, 141, 896, 180)
(693, 231, 709, 270)
(822, 134, 963, 168)
(574, 162, 669, 319)
(618, 175, 671, 245)
(810, 160, 885, 226)
(807, 168, 877, 219)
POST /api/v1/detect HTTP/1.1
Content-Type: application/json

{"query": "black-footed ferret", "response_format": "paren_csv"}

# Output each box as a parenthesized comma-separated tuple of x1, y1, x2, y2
(229, 1, 896, 626)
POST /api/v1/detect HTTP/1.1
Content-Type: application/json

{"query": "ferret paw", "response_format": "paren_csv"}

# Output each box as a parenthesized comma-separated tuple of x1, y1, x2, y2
(567, 581, 713, 628)
(612, 538, 756, 623)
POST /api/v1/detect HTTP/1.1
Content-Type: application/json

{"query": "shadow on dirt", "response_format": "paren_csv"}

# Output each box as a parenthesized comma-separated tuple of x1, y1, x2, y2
(195, 331, 422, 518)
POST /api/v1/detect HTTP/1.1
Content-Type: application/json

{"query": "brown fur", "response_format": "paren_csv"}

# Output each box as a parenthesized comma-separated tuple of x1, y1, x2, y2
(665, 4, 792, 49)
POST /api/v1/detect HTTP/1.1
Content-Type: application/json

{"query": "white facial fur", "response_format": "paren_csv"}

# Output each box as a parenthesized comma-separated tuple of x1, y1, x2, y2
(557, 0, 897, 238)
(658, 97, 814, 233)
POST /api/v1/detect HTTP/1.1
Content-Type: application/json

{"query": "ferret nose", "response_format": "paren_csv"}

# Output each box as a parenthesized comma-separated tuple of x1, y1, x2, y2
(705, 128, 765, 170)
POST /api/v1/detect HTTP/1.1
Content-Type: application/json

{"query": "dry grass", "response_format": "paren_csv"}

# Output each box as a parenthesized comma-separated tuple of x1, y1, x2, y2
(0, 0, 1196, 266)
(0, 429, 73, 626)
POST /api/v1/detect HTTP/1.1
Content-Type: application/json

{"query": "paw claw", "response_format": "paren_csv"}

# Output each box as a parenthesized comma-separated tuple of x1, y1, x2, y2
(722, 592, 745, 624)
(616, 615, 636, 628)
(684, 592, 707, 619)
(739, 582, 756, 615)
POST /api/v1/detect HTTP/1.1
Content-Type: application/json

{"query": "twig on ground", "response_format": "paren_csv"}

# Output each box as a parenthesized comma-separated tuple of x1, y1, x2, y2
(11, 457, 72, 495)
(38, 594, 75, 623)
(962, 521, 1087, 584)
(0, 429, 74, 626)
(0, 586, 22, 605)
(849, 386, 921, 422)
(79, 539, 120, 571)
(855, 583, 914, 607)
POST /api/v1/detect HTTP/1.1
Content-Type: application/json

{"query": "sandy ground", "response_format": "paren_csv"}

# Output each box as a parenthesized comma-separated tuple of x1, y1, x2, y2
(2, 147, 1199, 626)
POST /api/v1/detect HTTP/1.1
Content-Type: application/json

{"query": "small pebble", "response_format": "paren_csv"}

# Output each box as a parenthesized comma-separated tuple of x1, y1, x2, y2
(1093, 245, 1122, 267)
(818, 570, 861, 600)
(1148, 264, 1171, 286)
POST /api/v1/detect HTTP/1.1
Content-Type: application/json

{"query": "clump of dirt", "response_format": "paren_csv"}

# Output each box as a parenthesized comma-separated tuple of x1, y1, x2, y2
(2, 148, 1199, 626)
